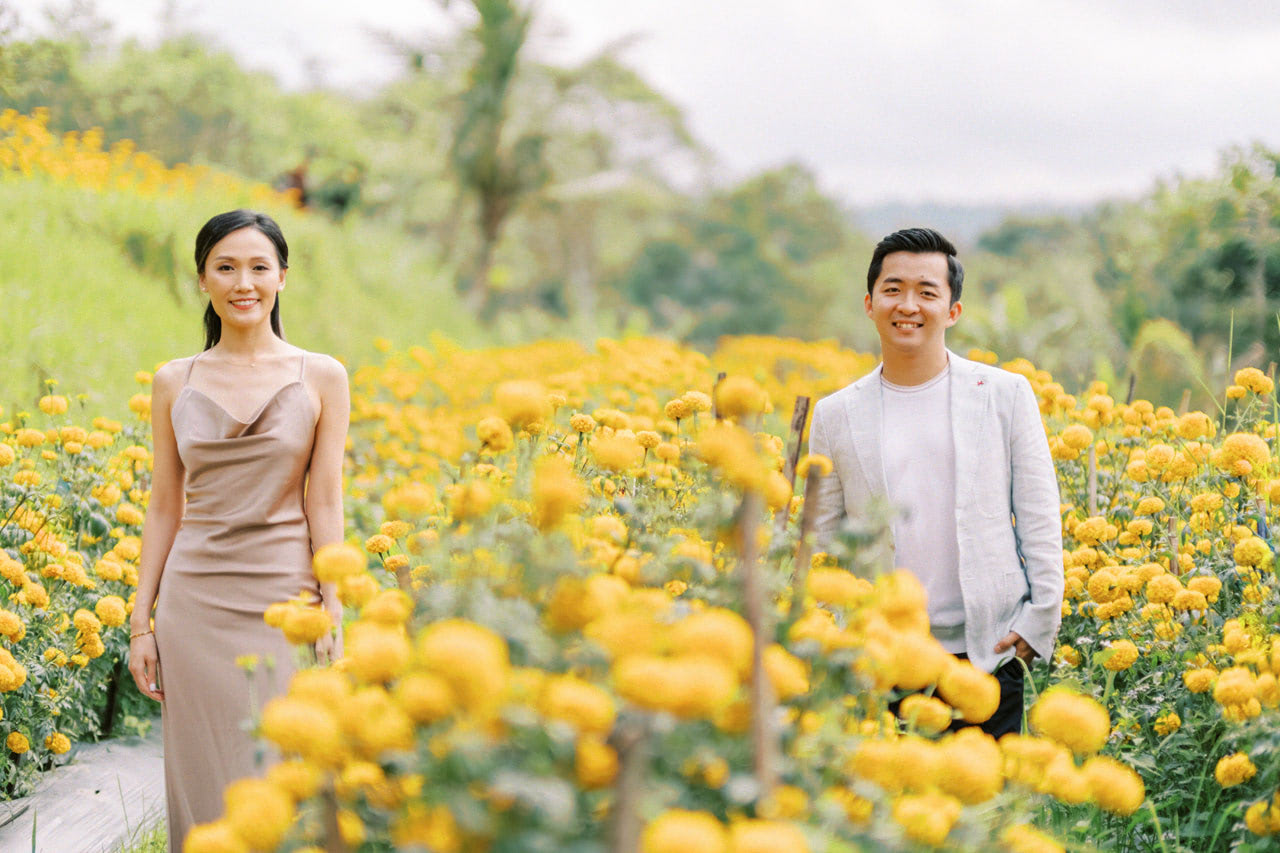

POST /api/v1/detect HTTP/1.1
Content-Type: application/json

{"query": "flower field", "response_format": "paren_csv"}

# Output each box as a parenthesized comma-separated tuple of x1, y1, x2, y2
(5, 336, 1280, 851)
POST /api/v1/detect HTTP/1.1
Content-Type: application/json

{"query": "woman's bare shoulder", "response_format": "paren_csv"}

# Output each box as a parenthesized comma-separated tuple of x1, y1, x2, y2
(150, 355, 200, 399)
(304, 352, 349, 382)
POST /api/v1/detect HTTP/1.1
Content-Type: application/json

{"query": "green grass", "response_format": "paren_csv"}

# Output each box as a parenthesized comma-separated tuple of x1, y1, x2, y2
(0, 173, 488, 420)
(115, 820, 165, 853)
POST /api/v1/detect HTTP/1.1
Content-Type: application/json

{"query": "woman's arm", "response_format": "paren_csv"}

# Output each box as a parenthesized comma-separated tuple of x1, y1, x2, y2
(305, 354, 351, 664)
(128, 360, 187, 702)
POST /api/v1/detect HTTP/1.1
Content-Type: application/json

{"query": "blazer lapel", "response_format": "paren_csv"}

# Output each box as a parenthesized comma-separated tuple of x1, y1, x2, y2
(948, 350, 989, 507)
(844, 364, 887, 497)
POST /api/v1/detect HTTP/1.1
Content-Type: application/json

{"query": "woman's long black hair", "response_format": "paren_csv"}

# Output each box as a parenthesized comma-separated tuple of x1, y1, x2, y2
(194, 210, 289, 350)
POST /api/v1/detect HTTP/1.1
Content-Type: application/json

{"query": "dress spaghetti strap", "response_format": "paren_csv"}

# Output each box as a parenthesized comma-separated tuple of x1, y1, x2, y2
(184, 351, 203, 385)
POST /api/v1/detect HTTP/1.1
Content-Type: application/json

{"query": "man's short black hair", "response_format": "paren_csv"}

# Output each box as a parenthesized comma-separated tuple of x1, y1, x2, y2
(866, 227, 964, 305)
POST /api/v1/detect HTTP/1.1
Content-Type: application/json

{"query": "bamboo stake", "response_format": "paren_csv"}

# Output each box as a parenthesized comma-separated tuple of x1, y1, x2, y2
(773, 396, 811, 538)
(608, 721, 650, 853)
(712, 372, 727, 420)
(737, 490, 779, 799)
(1125, 373, 1136, 405)
(1167, 523, 1181, 575)
(1087, 445, 1098, 517)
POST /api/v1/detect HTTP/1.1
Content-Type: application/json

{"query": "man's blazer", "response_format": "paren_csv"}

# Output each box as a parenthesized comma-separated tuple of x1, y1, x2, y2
(807, 349, 1064, 675)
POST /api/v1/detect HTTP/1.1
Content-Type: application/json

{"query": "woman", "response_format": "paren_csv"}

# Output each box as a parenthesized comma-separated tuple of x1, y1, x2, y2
(127, 209, 350, 851)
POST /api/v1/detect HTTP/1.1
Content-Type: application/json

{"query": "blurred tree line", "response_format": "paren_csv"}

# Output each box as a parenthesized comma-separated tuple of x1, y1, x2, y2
(3, 0, 1279, 400)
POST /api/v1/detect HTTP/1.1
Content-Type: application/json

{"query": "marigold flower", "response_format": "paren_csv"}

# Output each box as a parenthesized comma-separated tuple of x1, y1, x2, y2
(669, 608, 754, 677)
(538, 674, 616, 736)
(222, 778, 294, 850)
(1083, 755, 1145, 815)
(891, 791, 962, 846)
(1214, 752, 1257, 787)
(394, 672, 454, 724)
(1029, 688, 1110, 754)
(575, 735, 619, 789)
(182, 821, 249, 853)
(476, 415, 514, 453)
(727, 819, 809, 853)
(43, 732, 70, 754)
(715, 376, 768, 419)
(590, 434, 645, 473)
(312, 542, 366, 583)
(1102, 639, 1138, 671)
(532, 455, 584, 530)
(937, 659, 1000, 723)
(898, 694, 953, 735)
(1183, 667, 1216, 693)
(94, 595, 127, 627)
(494, 379, 549, 428)
(1153, 711, 1181, 736)
(416, 619, 510, 715)
(6, 732, 29, 753)
(640, 809, 727, 853)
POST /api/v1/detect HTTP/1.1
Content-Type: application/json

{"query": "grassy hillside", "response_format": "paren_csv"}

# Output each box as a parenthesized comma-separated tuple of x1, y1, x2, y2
(0, 173, 487, 421)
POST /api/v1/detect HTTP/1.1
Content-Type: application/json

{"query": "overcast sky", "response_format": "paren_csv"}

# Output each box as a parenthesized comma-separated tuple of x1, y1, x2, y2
(9, 0, 1280, 206)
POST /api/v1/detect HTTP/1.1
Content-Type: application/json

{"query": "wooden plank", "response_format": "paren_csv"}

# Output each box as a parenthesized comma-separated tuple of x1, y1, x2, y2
(0, 724, 164, 853)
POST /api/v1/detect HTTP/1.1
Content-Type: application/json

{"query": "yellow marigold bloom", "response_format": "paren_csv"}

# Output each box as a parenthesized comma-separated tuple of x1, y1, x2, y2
(1060, 424, 1093, 451)
(312, 542, 366, 583)
(763, 644, 809, 700)
(538, 674, 616, 736)
(1184, 668, 1216, 693)
(613, 654, 737, 719)
(1214, 667, 1256, 706)
(280, 605, 332, 645)
(43, 732, 70, 754)
(15, 428, 44, 447)
(1029, 688, 1110, 754)
(222, 778, 294, 851)
(1134, 496, 1164, 516)
(663, 399, 691, 422)
(1145, 573, 1182, 604)
(532, 455, 584, 530)
(416, 619, 510, 715)
(494, 379, 549, 428)
(590, 434, 645, 472)
(381, 482, 436, 521)
(1234, 536, 1272, 567)
(670, 608, 754, 677)
(73, 608, 102, 635)
(1102, 639, 1138, 671)
(364, 533, 394, 554)
(6, 732, 29, 753)
(94, 595, 127, 627)
(891, 791, 962, 847)
(345, 622, 411, 684)
(758, 785, 808, 820)
(38, 395, 69, 415)
(807, 567, 872, 608)
(795, 453, 832, 479)
(635, 429, 661, 449)
(641, 809, 727, 853)
(575, 735, 619, 789)
(1214, 752, 1257, 787)
(727, 819, 809, 853)
(891, 631, 951, 691)
(1153, 711, 1181, 736)
(1244, 799, 1279, 836)
(683, 390, 712, 413)
(447, 480, 496, 521)
(182, 820, 249, 853)
(476, 415, 514, 453)
(1236, 366, 1274, 394)
(1170, 588, 1208, 611)
(1226, 384, 1247, 399)
(0, 445, 13, 466)
(266, 759, 322, 802)
(937, 659, 1000, 723)
(1001, 824, 1065, 853)
(1083, 755, 1145, 815)
(394, 671, 454, 724)
(937, 728, 1004, 804)
(898, 694, 953, 735)
(715, 376, 768, 419)
(876, 568, 929, 630)
(0, 610, 24, 642)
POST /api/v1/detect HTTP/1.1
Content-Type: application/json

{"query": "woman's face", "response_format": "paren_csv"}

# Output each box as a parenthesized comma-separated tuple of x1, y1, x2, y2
(199, 226, 286, 329)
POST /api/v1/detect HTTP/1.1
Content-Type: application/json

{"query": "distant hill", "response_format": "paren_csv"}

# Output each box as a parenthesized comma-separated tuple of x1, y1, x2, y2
(851, 201, 1091, 249)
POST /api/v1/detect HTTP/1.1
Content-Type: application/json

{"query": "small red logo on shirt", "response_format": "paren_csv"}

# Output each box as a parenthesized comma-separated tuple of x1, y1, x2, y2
(977, 380, 985, 386)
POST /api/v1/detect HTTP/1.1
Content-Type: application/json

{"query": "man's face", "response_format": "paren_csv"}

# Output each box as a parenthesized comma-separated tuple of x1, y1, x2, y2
(865, 251, 962, 357)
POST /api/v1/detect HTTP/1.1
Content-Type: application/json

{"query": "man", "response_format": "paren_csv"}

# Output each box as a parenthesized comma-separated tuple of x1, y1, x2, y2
(807, 227, 1063, 737)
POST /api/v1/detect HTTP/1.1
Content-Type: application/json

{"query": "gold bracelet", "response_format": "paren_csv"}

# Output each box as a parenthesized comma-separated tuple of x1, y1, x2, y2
(130, 629, 154, 640)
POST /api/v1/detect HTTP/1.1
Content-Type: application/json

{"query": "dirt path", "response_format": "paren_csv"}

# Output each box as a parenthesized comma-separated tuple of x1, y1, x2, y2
(0, 723, 164, 853)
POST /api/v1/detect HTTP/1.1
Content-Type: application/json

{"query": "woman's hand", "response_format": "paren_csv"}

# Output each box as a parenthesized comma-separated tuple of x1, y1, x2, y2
(315, 625, 343, 666)
(128, 633, 165, 702)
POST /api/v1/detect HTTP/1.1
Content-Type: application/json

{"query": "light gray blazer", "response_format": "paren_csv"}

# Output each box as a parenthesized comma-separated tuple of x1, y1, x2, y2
(807, 349, 1064, 675)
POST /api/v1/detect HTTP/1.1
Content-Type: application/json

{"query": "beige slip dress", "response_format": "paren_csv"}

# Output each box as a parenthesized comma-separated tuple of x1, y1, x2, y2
(153, 349, 319, 851)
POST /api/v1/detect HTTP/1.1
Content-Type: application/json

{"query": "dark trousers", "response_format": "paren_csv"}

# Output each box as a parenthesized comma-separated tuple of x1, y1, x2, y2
(889, 653, 1025, 739)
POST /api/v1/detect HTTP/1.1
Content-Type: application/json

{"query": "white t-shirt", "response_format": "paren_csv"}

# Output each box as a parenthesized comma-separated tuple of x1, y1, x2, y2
(881, 363, 966, 652)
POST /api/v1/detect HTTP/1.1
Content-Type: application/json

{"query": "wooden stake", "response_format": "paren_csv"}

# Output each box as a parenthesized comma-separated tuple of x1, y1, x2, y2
(1167, 523, 1180, 575)
(1178, 388, 1191, 416)
(322, 784, 351, 853)
(773, 396, 811, 538)
(737, 490, 779, 799)
(712, 372, 727, 421)
(608, 721, 650, 853)
(1125, 373, 1136, 405)
(1087, 445, 1098, 517)
(789, 473, 821, 622)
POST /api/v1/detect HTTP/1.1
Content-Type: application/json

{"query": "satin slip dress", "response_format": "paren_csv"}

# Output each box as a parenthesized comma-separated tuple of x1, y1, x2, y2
(153, 349, 320, 851)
